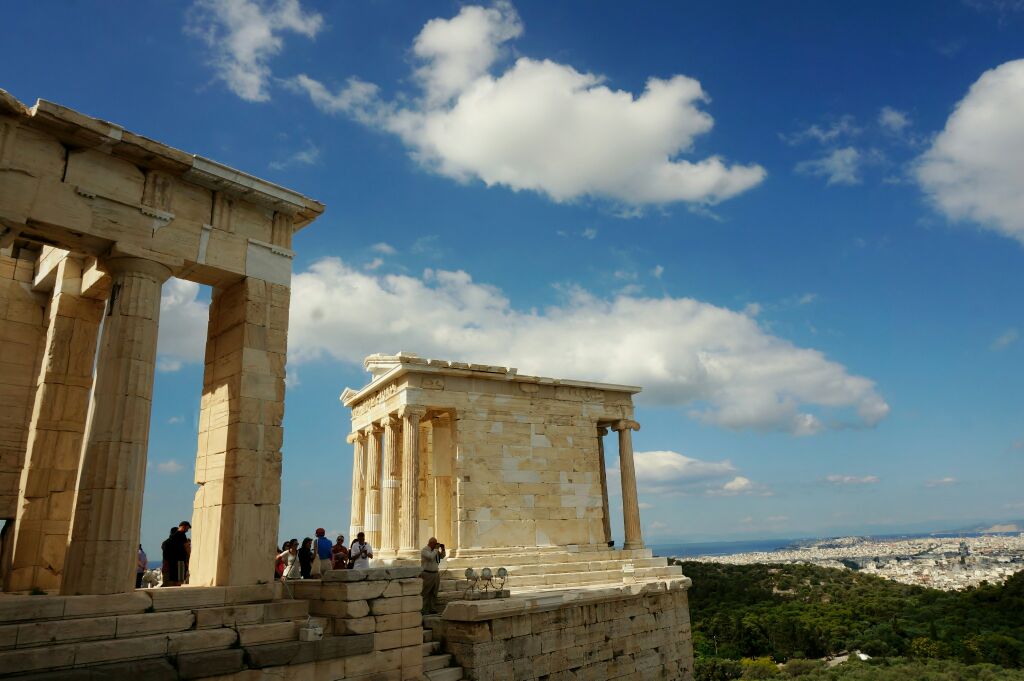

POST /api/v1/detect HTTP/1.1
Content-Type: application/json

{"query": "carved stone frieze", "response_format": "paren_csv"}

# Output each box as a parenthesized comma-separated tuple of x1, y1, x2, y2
(351, 382, 400, 417)
(555, 386, 604, 402)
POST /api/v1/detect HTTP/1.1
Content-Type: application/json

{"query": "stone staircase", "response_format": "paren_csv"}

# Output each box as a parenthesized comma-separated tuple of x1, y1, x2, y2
(0, 585, 338, 678)
(438, 547, 682, 599)
(422, 615, 465, 681)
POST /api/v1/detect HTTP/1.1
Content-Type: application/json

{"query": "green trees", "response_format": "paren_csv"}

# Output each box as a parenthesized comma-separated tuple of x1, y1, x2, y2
(683, 562, 1024, 670)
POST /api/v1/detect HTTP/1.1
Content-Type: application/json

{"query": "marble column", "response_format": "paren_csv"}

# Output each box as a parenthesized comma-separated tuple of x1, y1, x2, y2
(612, 419, 644, 551)
(8, 256, 105, 592)
(363, 424, 383, 549)
(596, 426, 613, 546)
(348, 431, 366, 540)
(61, 256, 171, 595)
(398, 405, 426, 559)
(431, 415, 454, 549)
(379, 414, 401, 555)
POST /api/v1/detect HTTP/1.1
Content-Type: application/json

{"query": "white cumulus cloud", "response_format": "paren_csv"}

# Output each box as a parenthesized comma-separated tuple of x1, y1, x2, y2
(187, 0, 323, 102)
(916, 59, 1024, 245)
(290, 2, 765, 208)
(157, 279, 209, 373)
(925, 477, 958, 488)
(290, 258, 888, 434)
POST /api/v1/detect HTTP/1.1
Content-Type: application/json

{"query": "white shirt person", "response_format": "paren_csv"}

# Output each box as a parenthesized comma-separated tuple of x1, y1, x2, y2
(350, 532, 373, 569)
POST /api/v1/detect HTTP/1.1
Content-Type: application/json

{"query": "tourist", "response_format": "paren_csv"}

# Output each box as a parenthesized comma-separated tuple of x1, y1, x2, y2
(299, 537, 313, 579)
(420, 537, 446, 615)
(312, 528, 333, 576)
(160, 526, 181, 587)
(278, 539, 301, 581)
(350, 532, 373, 569)
(274, 544, 286, 581)
(332, 535, 349, 569)
(136, 544, 148, 589)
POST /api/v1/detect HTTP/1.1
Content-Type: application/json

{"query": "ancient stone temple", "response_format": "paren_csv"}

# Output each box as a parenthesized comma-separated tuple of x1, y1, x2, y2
(0, 87, 692, 680)
(343, 353, 695, 680)
(0, 89, 323, 596)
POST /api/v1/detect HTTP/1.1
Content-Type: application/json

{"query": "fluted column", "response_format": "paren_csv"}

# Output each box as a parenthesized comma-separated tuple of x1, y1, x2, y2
(348, 431, 366, 539)
(612, 419, 643, 551)
(398, 405, 427, 559)
(596, 426, 612, 546)
(380, 414, 401, 555)
(61, 256, 171, 595)
(363, 424, 383, 549)
(7, 256, 105, 592)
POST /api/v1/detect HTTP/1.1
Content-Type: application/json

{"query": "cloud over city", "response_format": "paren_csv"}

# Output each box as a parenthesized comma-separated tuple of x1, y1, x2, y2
(916, 59, 1024, 245)
(287, 258, 889, 435)
(288, 2, 765, 207)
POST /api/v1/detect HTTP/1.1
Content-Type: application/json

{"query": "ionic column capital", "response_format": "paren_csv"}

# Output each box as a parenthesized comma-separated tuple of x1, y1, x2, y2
(398, 405, 427, 420)
(364, 423, 383, 436)
(346, 432, 362, 444)
(597, 425, 609, 437)
(611, 419, 640, 432)
(379, 413, 400, 429)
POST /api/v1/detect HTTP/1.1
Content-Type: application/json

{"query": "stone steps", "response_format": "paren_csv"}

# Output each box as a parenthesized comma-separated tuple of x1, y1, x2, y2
(424, 652, 454, 671)
(422, 614, 465, 681)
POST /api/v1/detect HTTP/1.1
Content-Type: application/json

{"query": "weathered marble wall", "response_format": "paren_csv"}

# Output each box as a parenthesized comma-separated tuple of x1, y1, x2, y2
(439, 584, 694, 681)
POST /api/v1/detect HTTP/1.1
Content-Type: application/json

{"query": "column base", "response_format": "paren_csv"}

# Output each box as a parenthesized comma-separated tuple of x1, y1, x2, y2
(622, 542, 644, 551)
(396, 549, 420, 561)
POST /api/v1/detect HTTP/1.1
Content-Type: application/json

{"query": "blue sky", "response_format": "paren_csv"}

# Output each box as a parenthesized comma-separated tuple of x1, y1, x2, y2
(4, 1, 1024, 552)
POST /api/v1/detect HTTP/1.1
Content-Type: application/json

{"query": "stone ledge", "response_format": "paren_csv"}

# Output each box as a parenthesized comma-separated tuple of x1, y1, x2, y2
(442, 578, 691, 622)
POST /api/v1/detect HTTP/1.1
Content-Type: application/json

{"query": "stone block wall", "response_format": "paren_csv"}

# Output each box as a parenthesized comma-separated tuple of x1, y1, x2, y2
(0, 248, 45, 520)
(439, 583, 694, 681)
(0, 568, 425, 680)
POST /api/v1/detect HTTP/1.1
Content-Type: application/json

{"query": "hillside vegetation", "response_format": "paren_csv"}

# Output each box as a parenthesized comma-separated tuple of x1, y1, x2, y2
(679, 561, 1024, 679)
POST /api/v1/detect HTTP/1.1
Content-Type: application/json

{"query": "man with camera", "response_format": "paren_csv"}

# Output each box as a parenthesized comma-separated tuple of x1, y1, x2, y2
(420, 537, 446, 615)
(350, 531, 373, 569)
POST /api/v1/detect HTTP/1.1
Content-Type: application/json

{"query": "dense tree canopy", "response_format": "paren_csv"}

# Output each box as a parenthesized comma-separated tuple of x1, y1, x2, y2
(682, 561, 1024, 678)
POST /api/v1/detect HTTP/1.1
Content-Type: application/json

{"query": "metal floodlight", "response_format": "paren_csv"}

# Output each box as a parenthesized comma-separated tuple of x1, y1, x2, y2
(481, 567, 493, 580)
(464, 567, 478, 581)
(496, 567, 508, 579)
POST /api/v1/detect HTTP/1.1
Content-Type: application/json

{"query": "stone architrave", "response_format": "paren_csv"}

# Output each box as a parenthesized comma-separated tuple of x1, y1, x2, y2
(379, 414, 401, 555)
(8, 256, 105, 592)
(62, 256, 171, 596)
(189, 277, 289, 587)
(363, 424, 383, 549)
(612, 419, 644, 551)
(398, 405, 426, 558)
(596, 426, 612, 546)
(348, 431, 366, 539)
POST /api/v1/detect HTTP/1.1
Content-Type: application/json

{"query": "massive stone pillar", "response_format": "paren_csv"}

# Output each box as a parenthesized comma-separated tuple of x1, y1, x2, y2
(348, 431, 366, 539)
(8, 256, 105, 592)
(596, 426, 612, 546)
(62, 256, 170, 595)
(0, 247, 47, 588)
(431, 415, 453, 548)
(379, 414, 401, 555)
(612, 419, 644, 551)
(190, 278, 289, 587)
(363, 424, 383, 549)
(398, 405, 426, 559)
